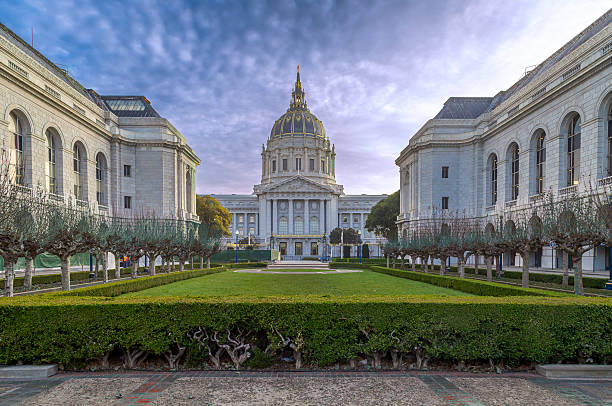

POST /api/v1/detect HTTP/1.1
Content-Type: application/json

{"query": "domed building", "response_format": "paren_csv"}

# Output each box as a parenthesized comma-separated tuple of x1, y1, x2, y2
(212, 68, 387, 258)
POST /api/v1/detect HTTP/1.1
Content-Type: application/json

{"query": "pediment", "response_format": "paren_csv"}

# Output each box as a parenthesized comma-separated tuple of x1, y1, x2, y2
(256, 176, 338, 194)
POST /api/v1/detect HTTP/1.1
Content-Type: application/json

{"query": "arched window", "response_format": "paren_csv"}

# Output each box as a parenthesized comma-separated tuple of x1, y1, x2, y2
(310, 216, 319, 234)
(95, 153, 107, 205)
(185, 169, 192, 214)
(294, 216, 304, 234)
(608, 104, 612, 176)
(488, 154, 497, 205)
(73, 142, 86, 200)
(8, 112, 25, 186)
(567, 115, 581, 186)
(279, 216, 288, 234)
(47, 130, 57, 194)
(510, 144, 520, 200)
(535, 131, 546, 194)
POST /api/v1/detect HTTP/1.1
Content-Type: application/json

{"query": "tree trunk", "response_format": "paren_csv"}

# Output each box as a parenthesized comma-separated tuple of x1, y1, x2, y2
(61, 256, 71, 291)
(411, 257, 416, 272)
(191, 257, 194, 269)
(423, 257, 428, 273)
(574, 256, 584, 296)
(102, 253, 108, 283)
(474, 255, 479, 276)
(4, 261, 14, 297)
(400, 256, 405, 270)
(386, 255, 390, 268)
(458, 257, 465, 278)
(440, 256, 446, 275)
(520, 251, 529, 288)
(149, 254, 156, 276)
(24, 256, 34, 290)
(486, 256, 493, 282)
(562, 251, 569, 289)
(200, 256, 204, 269)
(179, 259, 184, 272)
(115, 253, 121, 279)
(131, 259, 138, 279)
(206, 256, 211, 269)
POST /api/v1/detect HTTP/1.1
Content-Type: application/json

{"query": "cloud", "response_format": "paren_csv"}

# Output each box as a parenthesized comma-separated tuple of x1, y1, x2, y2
(2, 0, 610, 196)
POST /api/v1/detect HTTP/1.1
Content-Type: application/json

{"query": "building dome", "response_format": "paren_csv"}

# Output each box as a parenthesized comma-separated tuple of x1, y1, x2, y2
(270, 66, 326, 139)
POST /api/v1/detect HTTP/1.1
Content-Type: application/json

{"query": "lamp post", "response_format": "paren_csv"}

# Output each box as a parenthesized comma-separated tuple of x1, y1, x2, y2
(358, 230, 362, 264)
(235, 230, 239, 264)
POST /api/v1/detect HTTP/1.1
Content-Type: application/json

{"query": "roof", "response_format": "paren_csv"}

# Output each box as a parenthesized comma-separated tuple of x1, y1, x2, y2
(99, 95, 161, 118)
(0, 22, 92, 100)
(434, 97, 493, 119)
(433, 8, 612, 120)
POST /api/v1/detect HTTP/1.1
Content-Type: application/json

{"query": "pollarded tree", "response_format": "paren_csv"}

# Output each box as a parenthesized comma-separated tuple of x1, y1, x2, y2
(541, 192, 607, 295)
(444, 213, 479, 278)
(195, 223, 225, 268)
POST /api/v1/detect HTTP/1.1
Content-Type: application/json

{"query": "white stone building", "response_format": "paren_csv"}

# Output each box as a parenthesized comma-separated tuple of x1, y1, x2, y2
(396, 10, 612, 271)
(212, 69, 387, 259)
(0, 23, 199, 221)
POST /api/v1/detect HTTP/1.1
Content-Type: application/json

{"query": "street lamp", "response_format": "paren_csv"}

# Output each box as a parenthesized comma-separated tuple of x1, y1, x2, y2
(358, 230, 362, 264)
(235, 230, 239, 264)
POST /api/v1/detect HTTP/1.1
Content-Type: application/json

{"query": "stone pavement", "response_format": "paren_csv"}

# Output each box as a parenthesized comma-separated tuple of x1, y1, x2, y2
(0, 370, 610, 405)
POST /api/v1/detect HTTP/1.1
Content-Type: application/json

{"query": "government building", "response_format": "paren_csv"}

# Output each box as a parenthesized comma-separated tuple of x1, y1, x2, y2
(396, 10, 612, 271)
(212, 68, 386, 259)
(0, 23, 199, 221)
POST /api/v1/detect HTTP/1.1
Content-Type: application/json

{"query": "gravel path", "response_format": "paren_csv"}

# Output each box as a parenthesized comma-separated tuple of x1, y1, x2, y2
(1, 372, 610, 405)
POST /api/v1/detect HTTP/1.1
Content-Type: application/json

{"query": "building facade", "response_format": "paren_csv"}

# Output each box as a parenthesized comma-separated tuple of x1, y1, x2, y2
(212, 68, 386, 258)
(0, 23, 199, 221)
(396, 10, 612, 271)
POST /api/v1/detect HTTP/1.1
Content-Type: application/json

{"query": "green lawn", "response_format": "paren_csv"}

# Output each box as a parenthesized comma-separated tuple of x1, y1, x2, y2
(124, 269, 472, 297)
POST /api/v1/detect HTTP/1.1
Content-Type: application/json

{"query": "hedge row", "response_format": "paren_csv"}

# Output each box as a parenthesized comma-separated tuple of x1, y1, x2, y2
(0, 295, 609, 369)
(328, 262, 373, 270)
(58, 267, 227, 297)
(370, 267, 564, 297)
(0, 267, 137, 290)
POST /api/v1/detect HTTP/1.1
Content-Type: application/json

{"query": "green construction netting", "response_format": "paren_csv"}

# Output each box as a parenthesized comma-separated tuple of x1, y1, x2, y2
(210, 249, 279, 263)
(0, 252, 92, 271)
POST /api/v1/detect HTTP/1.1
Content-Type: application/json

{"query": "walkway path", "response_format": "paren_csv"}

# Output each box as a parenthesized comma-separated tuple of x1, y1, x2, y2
(0, 371, 609, 405)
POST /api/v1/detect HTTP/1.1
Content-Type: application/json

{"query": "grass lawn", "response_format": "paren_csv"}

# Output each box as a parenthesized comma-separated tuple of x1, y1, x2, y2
(124, 269, 472, 297)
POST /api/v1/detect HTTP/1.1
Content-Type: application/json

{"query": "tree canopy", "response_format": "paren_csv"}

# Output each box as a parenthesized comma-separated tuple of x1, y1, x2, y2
(365, 190, 399, 240)
(196, 195, 232, 236)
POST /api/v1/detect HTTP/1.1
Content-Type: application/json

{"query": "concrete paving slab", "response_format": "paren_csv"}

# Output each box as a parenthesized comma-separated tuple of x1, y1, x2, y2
(536, 364, 612, 378)
(0, 365, 57, 379)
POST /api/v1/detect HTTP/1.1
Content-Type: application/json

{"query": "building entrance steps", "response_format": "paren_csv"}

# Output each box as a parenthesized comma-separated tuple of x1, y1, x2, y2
(268, 260, 329, 269)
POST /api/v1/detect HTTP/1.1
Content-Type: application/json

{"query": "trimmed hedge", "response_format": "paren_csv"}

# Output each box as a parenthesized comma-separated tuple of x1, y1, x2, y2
(371, 267, 565, 297)
(60, 267, 228, 297)
(0, 267, 137, 290)
(0, 295, 609, 368)
(329, 262, 373, 270)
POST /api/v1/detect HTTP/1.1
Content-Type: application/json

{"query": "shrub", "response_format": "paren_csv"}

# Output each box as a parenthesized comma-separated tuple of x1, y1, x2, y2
(59, 267, 227, 297)
(370, 266, 564, 297)
(0, 295, 609, 369)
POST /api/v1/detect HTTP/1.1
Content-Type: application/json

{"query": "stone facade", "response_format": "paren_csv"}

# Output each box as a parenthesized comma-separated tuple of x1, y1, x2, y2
(395, 10, 612, 271)
(0, 23, 199, 221)
(212, 69, 386, 258)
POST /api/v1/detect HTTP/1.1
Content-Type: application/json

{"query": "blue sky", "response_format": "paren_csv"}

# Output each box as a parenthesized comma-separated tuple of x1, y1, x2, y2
(1, 0, 610, 195)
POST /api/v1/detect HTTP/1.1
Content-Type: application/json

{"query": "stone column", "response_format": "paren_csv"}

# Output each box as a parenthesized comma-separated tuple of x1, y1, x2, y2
(273, 199, 278, 233)
(319, 199, 325, 234)
(305, 199, 310, 234)
(288, 199, 294, 234)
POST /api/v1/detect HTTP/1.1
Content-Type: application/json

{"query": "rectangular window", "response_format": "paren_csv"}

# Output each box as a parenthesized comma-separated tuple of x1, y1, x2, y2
(238, 215, 244, 223)
(124, 196, 132, 209)
(272, 160, 276, 172)
(282, 159, 288, 171)
(442, 196, 449, 210)
(353, 216, 359, 223)
(343, 216, 348, 223)
(279, 242, 287, 256)
(309, 159, 315, 171)
(123, 165, 131, 177)
(249, 214, 255, 223)
(248, 227, 255, 236)
(295, 158, 302, 171)
(311, 242, 318, 256)
(321, 159, 325, 173)
(442, 166, 449, 178)
(295, 242, 303, 256)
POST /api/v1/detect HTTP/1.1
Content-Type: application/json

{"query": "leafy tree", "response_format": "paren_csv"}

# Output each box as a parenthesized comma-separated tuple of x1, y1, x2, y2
(329, 227, 343, 245)
(362, 243, 370, 258)
(196, 195, 232, 236)
(365, 191, 399, 240)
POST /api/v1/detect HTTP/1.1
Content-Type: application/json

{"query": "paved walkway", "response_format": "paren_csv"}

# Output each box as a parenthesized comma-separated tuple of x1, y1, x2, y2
(0, 371, 610, 405)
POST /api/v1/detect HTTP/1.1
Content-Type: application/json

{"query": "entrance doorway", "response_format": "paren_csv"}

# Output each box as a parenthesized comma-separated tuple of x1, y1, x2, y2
(279, 242, 287, 256)
(311, 242, 318, 256)
(295, 242, 303, 256)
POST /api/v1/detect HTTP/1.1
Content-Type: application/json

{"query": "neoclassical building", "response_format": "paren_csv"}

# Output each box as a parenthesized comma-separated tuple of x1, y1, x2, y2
(212, 68, 386, 258)
(0, 23, 199, 221)
(396, 10, 612, 271)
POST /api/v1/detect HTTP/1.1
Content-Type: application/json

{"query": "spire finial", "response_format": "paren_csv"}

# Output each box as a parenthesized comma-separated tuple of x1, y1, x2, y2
(297, 65, 300, 83)
(290, 65, 306, 110)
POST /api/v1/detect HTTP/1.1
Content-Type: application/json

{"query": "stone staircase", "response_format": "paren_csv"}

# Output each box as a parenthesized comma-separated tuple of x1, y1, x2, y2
(267, 260, 329, 270)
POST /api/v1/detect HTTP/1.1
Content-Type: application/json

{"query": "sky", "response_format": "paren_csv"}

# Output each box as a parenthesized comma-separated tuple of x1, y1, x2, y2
(1, 0, 610, 195)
